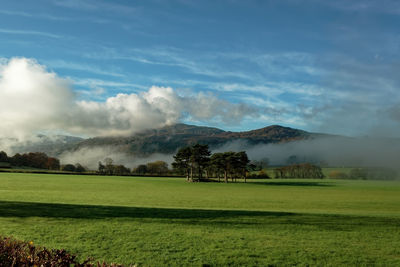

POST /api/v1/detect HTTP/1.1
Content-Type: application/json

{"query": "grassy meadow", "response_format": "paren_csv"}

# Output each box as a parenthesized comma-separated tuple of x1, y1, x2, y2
(0, 172, 399, 266)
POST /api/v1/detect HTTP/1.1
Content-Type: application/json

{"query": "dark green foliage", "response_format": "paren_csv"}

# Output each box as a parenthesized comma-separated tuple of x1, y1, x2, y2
(98, 161, 105, 174)
(62, 164, 76, 172)
(146, 161, 169, 175)
(173, 147, 251, 182)
(190, 144, 211, 181)
(274, 163, 324, 179)
(172, 144, 211, 181)
(0, 151, 9, 163)
(132, 164, 147, 174)
(75, 163, 86, 173)
(172, 146, 192, 179)
(209, 151, 249, 182)
(0, 236, 127, 266)
(98, 160, 131, 176)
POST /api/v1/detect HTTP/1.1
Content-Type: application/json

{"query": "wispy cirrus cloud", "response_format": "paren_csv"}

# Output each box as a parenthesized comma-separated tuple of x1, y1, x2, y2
(44, 60, 125, 78)
(83, 47, 254, 81)
(71, 78, 147, 91)
(0, 28, 64, 39)
(0, 10, 73, 21)
(51, 0, 138, 15)
(0, 9, 116, 25)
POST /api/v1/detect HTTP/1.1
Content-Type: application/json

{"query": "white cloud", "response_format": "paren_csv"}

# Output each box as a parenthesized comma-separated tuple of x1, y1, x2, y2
(0, 57, 258, 138)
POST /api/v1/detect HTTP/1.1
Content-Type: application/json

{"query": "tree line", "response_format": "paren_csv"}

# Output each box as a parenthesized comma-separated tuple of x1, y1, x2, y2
(0, 151, 60, 170)
(0, 148, 327, 180)
(274, 163, 324, 179)
(0, 150, 87, 173)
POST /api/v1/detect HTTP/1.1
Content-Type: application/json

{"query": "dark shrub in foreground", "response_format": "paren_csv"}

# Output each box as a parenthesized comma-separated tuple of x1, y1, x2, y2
(0, 236, 131, 267)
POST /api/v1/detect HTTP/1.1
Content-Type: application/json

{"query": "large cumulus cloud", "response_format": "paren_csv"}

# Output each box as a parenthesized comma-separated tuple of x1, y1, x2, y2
(0, 57, 257, 138)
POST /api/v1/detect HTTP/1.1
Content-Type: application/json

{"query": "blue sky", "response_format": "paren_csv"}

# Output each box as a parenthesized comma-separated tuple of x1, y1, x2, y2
(0, 0, 399, 137)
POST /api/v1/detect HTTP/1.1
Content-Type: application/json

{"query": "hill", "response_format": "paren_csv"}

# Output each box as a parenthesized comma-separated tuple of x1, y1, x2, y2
(72, 123, 326, 156)
(0, 124, 331, 158)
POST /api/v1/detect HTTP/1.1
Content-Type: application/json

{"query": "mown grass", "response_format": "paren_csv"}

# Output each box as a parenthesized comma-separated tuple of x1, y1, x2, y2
(0, 173, 399, 266)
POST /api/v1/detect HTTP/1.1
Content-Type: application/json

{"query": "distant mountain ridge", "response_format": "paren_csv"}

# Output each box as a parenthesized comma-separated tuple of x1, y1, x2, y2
(1, 124, 331, 157)
(73, 123, 328, 156)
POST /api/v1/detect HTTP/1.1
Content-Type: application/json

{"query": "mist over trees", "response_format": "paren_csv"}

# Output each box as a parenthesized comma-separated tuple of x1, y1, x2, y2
(1, 143, 398, 181)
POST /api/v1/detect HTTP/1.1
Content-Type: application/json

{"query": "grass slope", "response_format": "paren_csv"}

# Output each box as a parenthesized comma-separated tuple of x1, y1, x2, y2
(0, 173, 399, 266)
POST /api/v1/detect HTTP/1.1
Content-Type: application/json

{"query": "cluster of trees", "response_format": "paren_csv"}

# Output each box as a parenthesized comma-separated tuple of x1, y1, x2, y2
(97, 158, 171, 176)
(132, 161, 169, 175)
(61, 163, 86, 173)
(274, 163, 324, 179)
(98, 158, 131, 175)
(0, 151, 60, 170)
(172, 144, 250, 182)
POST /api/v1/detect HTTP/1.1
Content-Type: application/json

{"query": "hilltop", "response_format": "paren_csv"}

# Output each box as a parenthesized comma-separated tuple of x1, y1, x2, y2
(1, 124, 332, 157)
(71, 123, 327, 156)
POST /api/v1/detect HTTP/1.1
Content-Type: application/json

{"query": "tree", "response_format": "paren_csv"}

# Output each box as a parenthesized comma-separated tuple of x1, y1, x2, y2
(62, 164, 76, 172)
(0, 151, 9, 163)
(172, 144, 211, 181)
(75, 163, 86, 173)
(210, 152, 229, 182)
(98, 161, 105, 174)
(46, 157, 60, 170)
(274, 163, 324, 179)
(147, 161, 169, 175)
(209, 151, 250, 183)
(190, 144, 211, 181)
(11, 153, 24, 166)
(133, 164, 148, 175)
(104, 158, 114, 175)
(172, 146, 192, 180)
(113, 165, 130, 175)
(235, 151, 250, 182)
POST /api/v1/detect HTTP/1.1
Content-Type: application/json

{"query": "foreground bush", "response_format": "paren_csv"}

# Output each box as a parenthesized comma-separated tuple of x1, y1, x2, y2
(0, 236, 130, 267)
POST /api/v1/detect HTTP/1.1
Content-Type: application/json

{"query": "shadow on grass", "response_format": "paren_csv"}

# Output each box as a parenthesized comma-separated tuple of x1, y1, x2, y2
(249, 181, 334, 187)
(0, 200, 292, 220)
(0, 200, 398, 230)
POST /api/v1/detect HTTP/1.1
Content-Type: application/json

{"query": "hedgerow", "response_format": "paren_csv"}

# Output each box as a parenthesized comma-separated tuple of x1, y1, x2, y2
(0, 236, 132, 267)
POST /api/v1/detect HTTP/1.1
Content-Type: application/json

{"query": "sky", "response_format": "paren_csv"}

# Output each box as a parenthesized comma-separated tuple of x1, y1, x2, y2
(0, 0, 399, 138)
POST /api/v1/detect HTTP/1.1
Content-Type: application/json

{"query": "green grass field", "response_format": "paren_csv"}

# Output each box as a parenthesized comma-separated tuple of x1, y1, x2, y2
(0, 173, 399, 266)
